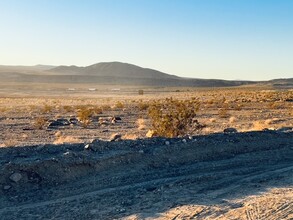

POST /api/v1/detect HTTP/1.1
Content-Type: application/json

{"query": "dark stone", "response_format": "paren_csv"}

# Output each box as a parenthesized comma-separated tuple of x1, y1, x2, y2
(224, 128, 238, 133)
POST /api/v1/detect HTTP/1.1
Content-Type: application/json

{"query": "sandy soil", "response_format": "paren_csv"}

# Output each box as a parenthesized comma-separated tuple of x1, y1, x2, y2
(0, 86, 292, 219)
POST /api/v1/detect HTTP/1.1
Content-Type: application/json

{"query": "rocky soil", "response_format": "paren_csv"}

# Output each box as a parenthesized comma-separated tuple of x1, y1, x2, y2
(0, 130, 292, 219)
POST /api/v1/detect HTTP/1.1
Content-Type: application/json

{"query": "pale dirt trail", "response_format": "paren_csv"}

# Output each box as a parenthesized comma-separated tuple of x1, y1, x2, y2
(0, 131, 292, 219)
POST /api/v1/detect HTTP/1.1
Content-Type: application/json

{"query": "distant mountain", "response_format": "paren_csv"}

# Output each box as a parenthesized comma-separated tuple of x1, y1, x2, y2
(267, 78, 293, 88)
(44, 62, 256, 86)
(0, 62, 292, 87)
(49, 62, 180, 79)
(34, 65, 56, 70)
(0, 64, 56, 74)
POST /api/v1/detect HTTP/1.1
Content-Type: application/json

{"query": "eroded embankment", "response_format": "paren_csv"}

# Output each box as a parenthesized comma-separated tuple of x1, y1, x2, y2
(0, 130, 292, 219)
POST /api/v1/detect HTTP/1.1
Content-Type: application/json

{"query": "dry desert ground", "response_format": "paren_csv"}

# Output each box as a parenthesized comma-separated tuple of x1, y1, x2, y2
(0, 85, 292, 219)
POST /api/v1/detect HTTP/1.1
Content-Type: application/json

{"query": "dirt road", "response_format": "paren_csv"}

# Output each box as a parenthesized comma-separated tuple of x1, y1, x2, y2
(0, 130, 292, 219)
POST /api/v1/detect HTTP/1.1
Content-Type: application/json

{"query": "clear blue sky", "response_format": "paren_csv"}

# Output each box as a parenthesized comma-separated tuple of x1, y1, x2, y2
(0, 0, 292, 80)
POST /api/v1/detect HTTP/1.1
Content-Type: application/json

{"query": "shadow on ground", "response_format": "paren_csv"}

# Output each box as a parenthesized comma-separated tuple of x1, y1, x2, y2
(0, 130, 292, 219)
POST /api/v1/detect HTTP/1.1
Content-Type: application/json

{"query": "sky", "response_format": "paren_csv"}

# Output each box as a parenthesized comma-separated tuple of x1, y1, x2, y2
(0, 0, 292, 80)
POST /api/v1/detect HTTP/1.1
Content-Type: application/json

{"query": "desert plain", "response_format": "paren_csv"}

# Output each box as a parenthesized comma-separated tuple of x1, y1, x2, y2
(0, 84, 292, 219)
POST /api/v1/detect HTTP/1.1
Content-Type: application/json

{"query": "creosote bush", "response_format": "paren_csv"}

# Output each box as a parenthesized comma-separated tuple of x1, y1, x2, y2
(148, 97, 200, 138)
(34, 117, 47, 129)
(115, 101, 125, 109)
(42, 104, 54, 114)
(76, 105, 102, 127)
(137, 101, 150, 111)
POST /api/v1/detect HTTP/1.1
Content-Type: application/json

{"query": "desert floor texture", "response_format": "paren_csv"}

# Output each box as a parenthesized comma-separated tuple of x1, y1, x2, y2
(0, 85, 292, 219)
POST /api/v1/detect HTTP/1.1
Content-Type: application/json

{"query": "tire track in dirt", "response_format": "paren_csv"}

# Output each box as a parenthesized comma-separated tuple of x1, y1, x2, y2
(0, 162, 291, 216)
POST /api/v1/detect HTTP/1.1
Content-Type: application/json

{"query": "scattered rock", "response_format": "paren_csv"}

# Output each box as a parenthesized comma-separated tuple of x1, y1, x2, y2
(91, 139, 103, 144)
(99, 120, 109, 125)
(182, 139, 187, 143)
(48, 118, 70, 128)
(146, 186, 157, 192)
(224, 128, 238, 133)
(114, 116, 122, 121)
(3, 185, 11, 190)
(84, 144, 90, 150)
(9, 172, 22, 183)
(146, 130, 157, 138)
(111, 118, 117, 124)
(277, 127, 293, 133)
(55, 131, 62, 137)
(69, 117, 78, 124)
(109, 133, 122, 142)
(22, 127, 34, 131)
(165, 141, 170, 146)
(98, 116, 122, 125)
(117, 208, 126, 213)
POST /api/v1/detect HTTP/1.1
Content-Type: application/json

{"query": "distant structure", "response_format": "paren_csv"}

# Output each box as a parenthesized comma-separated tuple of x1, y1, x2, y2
(111, 88, 121, 91)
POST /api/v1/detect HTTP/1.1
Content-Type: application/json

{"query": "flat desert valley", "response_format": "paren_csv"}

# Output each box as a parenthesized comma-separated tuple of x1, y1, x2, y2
(0, 83, 292, 219)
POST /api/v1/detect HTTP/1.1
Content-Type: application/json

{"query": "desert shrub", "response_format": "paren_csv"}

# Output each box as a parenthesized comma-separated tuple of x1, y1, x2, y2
(0, 107, 8, 113)
(115, 101, 125, 109)
(76, 107, 94, 127)
(42, 104, 54, 114)
(29, 105, 37, 112)
(63, 105, 73, 113)
(218, 103, 229, 118)
(268, 102, 283, 109)
(138, 89, 144, 95)
(92, 106, 103, 114)
(138, 101, 150, 111)
(53, 135, 81, 144)
(137, 118, 146, 130)
(34, 117, 47, 129)
(148, 97, 200, 138)
(234, 103, 243, 111)
(101, 104, 111, 111)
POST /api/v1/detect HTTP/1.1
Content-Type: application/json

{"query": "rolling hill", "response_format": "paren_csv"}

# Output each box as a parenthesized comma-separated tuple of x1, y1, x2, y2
(0, 62, 291, 87)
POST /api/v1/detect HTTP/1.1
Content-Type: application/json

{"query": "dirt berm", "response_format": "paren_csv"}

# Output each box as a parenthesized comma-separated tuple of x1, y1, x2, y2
(0, 130, 292, 219)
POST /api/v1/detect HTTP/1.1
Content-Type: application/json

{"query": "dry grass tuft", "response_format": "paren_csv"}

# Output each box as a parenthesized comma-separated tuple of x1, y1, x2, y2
(218, 103, 229, 118)
(122, 133, 138, 140)
(53, 136, 81, 144)
(3, 139, 18, 147)
(229, 116, 236, 124)
(137, 101, 150, 111)
(34, 117, 47, 130)
(137, 118, 146, 130)
(42, 104, 54, 114)
(251, 121, 268, 131)
(115, 101, 125, 109)
(209, 118, 216, 123)
(55, 131, 63, 137)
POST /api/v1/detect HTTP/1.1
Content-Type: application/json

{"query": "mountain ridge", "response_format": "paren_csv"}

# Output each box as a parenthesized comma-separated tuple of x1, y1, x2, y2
(49, 61, 180, 79)
(0, 62, 292, 87)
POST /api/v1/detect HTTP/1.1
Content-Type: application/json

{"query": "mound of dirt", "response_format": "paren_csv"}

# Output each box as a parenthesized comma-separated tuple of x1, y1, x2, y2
(0, 130, 292, 219)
